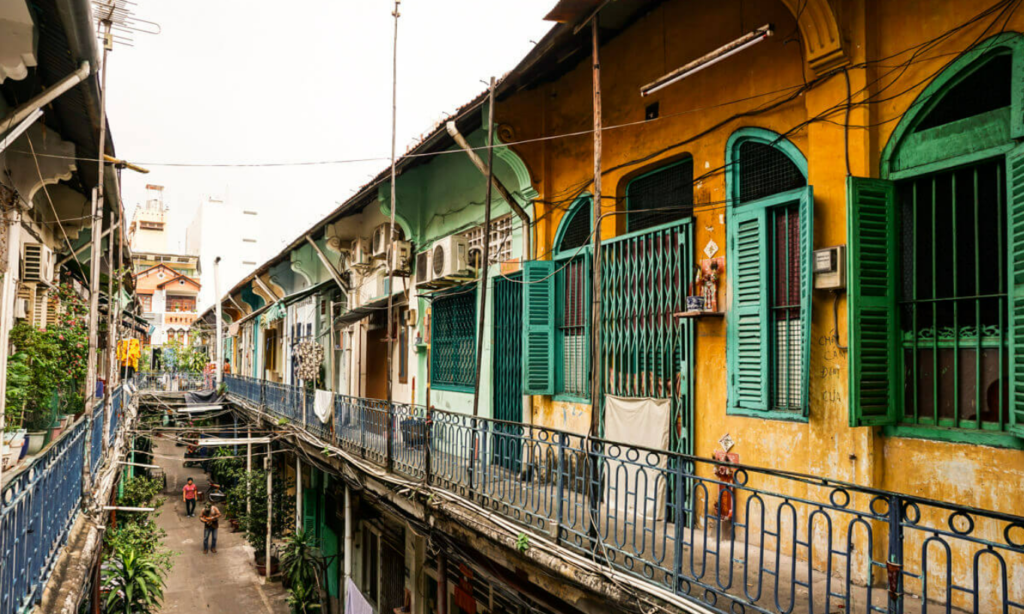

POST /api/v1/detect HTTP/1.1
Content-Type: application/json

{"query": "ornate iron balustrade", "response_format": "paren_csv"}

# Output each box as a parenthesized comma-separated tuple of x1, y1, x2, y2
(136, 371, 206, 392)
(0, 380, 131, 614)
(213, 374, 1024, 614)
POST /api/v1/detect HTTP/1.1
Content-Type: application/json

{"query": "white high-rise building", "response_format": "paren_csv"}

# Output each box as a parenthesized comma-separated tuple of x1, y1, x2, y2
(129, 185, 169, 253)
(186, 195, 260, 309)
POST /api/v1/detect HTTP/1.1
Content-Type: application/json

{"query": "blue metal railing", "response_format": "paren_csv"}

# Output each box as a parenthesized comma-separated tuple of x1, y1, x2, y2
(136, 371, 205, 393)
(209, 374, 1024, 614)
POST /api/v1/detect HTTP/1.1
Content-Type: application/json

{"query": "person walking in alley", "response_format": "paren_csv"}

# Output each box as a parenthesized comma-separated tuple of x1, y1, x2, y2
(200, 502, 221, 554)
(182, 477, 197, 517)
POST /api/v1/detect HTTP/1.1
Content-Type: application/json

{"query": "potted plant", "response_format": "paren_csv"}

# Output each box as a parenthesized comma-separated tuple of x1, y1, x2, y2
(280, 530, 323, 605)
(227, 468, 294, 576)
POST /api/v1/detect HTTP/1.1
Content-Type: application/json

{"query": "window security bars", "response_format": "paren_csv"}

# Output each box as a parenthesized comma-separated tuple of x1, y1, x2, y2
(213, 374, 1024, 614)
(897, 159, 1009, 431)
(431, 290, 477, 391)
(771, 206, 802, 410)
(556, 256, 588, 398)
(737, 141, 806, 204)
(625, 161, 695, 234)
(461, 214, 513, 268)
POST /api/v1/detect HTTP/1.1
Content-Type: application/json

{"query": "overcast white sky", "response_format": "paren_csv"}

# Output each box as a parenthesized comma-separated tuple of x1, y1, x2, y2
(106, 0, 555, 257)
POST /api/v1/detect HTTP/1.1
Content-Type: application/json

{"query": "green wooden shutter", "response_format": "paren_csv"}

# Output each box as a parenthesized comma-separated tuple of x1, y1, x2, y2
(522, 260, 555, 395)
(847, 176, 899, 426)
(799, 186, 815, 416)
(1007, 145, 1024, 438)
(728, 206, 769, 411)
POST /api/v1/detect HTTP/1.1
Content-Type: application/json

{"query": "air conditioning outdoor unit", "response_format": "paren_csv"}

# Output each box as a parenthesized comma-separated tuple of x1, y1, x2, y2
(431, 235, 471, 280)
(371, 224, 389, 259)
(21, 243, 54, 284)
(352, 239, 371, 266)
(390, 240, 412, 275)
(415, 251, 431, 287)
(15, 298, 28, 320)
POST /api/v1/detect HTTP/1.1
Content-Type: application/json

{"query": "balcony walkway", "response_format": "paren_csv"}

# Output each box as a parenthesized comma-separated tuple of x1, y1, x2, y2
(139, 373, 1024, 614)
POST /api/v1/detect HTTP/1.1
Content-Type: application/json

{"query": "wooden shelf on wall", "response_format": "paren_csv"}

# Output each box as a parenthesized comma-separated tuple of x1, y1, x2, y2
(673, 311, 725, 319)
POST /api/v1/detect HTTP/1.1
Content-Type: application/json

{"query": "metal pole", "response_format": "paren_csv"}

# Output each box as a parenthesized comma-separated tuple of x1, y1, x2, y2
(344, 485, 352, 582)
(0, 207, 21, 495)
(84, 21, 111, 498)
(384, 0, 401, 475)
(246, 426, 252, 517)
(295, 456, 302, 532)
(215, 257, 223, 387)
(265, 452, 272, 579)
(103, 196, 116, 453)
(437, 552, 448, 614)
(468, 77, 496, 501)
(587, 14, 604, 549)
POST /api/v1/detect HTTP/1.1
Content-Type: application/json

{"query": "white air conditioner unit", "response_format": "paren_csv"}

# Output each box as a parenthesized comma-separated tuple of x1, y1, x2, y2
(14, 298, 28, 320)
(352, 239, 371, 266)
(390, 240, 412, 275)
(371, 225, 389, 259)
(415, 250, 431, 287)
(431, 235, 471, 280)
(21, 243, 53, 284)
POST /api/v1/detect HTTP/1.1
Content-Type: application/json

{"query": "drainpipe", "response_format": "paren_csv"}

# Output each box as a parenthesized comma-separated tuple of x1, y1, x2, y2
(437, 552, 447, 614)
(444, 121, 531, 261)
(344, 485, 352, 582)
(295, 456, 302, 533)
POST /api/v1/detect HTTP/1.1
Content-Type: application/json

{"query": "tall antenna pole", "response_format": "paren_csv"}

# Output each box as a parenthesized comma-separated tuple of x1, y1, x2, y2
(471, 77, 496, 420)
(83, 17, 112, 499)
(587, 13, 604, 549)
(384, 0, 401, 474)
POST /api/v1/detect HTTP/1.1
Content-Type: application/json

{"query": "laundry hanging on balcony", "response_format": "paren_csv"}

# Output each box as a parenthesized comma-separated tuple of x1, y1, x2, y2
(295, 340, 324, 381)
(314, 389, 333, 423)
(604, 395, 671, 518)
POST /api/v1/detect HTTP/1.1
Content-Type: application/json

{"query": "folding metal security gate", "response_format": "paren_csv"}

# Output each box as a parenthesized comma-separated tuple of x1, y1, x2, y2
(491, 273, 523, 471)
(598, 218, 695, 455)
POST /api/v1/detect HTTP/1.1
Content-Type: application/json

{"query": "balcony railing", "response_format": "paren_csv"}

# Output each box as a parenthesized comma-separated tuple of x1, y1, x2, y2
(1, 382, 131, 614)
(211, 374, 1024, 614)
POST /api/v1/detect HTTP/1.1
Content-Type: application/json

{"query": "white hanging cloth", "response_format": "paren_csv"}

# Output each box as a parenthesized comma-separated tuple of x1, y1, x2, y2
(314, 389, 333, 424)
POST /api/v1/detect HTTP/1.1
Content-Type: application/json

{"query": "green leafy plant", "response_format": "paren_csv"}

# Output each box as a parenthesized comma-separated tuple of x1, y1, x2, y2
(102, 547, 167, 614)
(515, 533, 530, 553)
(287, 581, 322, 614)
(280, 529, 323, 591)
(225, 468, 295, 560)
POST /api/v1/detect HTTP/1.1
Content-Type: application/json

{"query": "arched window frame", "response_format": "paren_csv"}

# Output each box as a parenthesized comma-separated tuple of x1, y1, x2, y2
(725, 127, 813, 421)
(550, 194, 592, 401)
(623, 158, 695, 234)
(880, 33, 1024, 180)
(850, 33, 1024, 447)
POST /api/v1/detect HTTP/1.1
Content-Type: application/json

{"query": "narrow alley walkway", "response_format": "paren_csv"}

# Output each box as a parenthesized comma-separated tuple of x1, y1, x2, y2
(153, 437, 289, 614)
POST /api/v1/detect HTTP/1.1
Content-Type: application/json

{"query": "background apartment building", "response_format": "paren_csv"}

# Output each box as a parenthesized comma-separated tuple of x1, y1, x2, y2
(186, 195, 260, 309)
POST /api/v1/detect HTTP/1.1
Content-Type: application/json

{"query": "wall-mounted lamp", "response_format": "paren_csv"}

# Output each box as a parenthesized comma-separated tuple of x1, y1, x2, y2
(641, 24, 773, 97)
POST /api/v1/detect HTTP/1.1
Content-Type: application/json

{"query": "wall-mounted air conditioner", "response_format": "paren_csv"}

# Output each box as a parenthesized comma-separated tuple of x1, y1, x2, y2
(21, 243, 54, 284)
(15, 298, 28, 320)
(431, 235, 471, 280)
(352, 239, 371, 267)
(371, 225, 389, 259)
(390, 240, 412, 275)
(415, 251, 431, 287)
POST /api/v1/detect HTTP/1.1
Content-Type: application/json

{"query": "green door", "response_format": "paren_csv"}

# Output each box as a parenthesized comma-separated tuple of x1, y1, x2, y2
(492, 273, 523, 471)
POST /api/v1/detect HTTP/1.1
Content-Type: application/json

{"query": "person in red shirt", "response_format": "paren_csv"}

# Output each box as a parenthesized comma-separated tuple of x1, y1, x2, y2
(182, 477, 198, 517)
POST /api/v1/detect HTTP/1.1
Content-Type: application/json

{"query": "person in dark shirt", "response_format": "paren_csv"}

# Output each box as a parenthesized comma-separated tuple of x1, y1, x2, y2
(200, 503, 221, 554)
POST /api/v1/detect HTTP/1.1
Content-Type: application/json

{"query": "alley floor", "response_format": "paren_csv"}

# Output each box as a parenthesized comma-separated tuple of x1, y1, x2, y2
(153, 437, 289, 614)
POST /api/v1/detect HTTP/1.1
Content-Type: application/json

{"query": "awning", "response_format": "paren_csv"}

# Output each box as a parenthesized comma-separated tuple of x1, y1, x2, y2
(335, 291, 408, 328)
(281, 279, 337, 306)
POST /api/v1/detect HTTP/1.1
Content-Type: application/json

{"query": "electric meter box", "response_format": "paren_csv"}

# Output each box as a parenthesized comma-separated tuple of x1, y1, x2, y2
(813, 245, 846, 290)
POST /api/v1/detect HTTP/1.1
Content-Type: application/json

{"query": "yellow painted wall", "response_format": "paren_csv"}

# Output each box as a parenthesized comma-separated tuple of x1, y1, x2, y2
(499, 0, 1024, 608)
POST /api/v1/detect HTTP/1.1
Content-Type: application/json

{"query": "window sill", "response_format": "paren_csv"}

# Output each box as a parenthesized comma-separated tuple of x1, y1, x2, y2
(432, 383, 474, 394)
(727, 406, 808, 423)
(883, 424, 1024, 449)
(552, 394, 590, 404)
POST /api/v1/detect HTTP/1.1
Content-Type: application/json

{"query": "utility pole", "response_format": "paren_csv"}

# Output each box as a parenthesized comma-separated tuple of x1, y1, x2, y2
(0, 207, 21, 495)
(384, 0, 401, 475)
(295, 457, 302, 533)
(587, 12, 604, 550)
(103, 186, 116, 454)
(84, 19, 112, 499)
(468, 77, 496, 499)
(246, 426, 252, 517)
(215, 257, 223, 387)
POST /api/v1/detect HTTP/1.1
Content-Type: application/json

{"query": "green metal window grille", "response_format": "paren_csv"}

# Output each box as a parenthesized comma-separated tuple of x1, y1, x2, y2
(897, 159, 1010, 430)
(555, 255, 589, 399)
(738, 141, 806, 204)
(599, 219, 695, 454)
(492, 274, 523, 473)
(625, 160, 694, 234)
(430, 289, 477, 391)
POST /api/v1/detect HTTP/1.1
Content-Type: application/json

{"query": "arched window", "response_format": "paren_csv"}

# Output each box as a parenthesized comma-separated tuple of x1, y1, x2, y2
(725, 128, 812, 419)
(853, 34, 1024, 444)
(554, 195, 592, 254)
(625, 159, 693, 233)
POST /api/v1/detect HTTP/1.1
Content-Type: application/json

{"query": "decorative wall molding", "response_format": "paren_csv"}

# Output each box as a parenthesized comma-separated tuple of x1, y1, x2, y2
(780, 0, 847, 74)
(0, 1, 37, 83)
(2, 125, 77, 208)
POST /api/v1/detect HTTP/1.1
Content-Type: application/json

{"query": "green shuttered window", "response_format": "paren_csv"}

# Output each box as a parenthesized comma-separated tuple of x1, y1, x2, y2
(727, 187, 813, 418)
(522, 260, 556, 394)
(431, 289, 477, 392)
